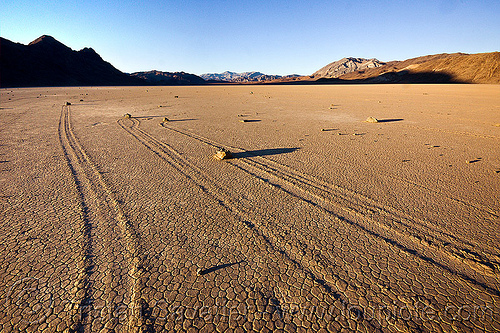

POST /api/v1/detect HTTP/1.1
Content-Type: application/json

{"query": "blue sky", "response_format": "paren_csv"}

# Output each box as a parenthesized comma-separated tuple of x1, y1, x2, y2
(1, 0, 499, 75)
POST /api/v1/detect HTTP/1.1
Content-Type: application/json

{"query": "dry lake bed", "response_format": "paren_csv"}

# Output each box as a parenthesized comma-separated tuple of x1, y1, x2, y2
(1, 84, 499, 332)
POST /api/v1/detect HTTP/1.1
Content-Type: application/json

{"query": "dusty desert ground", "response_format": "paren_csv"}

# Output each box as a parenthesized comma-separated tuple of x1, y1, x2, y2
(1, 84, 499, 332)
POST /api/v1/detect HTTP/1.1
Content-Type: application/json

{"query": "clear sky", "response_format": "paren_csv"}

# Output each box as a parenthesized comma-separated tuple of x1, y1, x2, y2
(1, 0, 499, 75)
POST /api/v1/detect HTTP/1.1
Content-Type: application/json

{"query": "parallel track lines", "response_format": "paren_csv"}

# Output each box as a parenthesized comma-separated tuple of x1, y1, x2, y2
(117, 120, 346, 291)
(118, 117, 387, 331)
(164, 122, 498, 229)
(58, 106, 94, 331)
(154, 123, 500, 292)
(117, 117, 500, 330)
(240, 152, 500, 279)
(59, 106, 148, 332)
(119, 118, 500, 331)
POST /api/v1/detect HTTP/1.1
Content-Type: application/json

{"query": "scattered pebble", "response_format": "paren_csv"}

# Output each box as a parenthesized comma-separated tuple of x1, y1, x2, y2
(174, 95, 179, 98)
(65, 101, 71, 106)
(365, 117, 379, 123)
(239, 119, 249, 123)
(162, 117, 169, 123)
(243, 221, 254, 228)
(124, 113, 132, 118)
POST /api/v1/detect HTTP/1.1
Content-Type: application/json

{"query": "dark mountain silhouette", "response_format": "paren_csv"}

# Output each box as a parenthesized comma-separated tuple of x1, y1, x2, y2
(131, 70, 205, 85)
(0, 35, 205, 87)
(0, 35, 145, 87)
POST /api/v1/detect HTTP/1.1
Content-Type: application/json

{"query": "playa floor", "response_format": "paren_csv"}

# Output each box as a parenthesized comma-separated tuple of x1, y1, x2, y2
(1, 84, 499, 332)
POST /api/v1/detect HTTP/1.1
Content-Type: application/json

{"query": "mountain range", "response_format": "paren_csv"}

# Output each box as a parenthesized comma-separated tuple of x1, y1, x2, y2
(0, 36, 205, 87)
(200, 71, 300, 83)
(1, 35, 499, 87)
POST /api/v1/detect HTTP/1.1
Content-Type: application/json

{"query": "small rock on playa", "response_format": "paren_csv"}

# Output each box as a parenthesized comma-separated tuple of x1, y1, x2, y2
(214, 148, 232, 160)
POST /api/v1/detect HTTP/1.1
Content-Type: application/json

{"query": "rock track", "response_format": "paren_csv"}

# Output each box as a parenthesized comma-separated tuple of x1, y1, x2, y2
(114, 116, 499, 331)
(117, 117, 380, 332)
(158, 122, 500, 282)
(58, 105, 148, 332)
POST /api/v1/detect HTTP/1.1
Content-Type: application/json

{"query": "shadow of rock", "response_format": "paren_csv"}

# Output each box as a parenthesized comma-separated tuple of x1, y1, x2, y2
(169, 118, 197, 122)
(240, 119, 261, 123)
(198, 261, 243, 275)
(377, 118, 404, 123)
(232, 147, 299, 159)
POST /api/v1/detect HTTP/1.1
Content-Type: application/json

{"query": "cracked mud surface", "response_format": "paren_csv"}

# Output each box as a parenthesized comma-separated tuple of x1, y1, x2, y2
(1, 85, 499, 332)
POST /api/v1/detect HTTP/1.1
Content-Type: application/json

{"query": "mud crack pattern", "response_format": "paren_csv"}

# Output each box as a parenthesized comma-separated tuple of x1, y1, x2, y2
(1, 86, 499, 332)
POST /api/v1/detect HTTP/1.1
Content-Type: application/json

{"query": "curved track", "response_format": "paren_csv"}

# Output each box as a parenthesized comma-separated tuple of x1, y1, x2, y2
(115, 116, 500, 332)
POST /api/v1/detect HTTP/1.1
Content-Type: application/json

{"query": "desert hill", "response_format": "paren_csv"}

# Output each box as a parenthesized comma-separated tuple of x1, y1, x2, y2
(327, 52, 500, 84)
(312, 57, 385, 78)
(266, 52, 499, 84)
